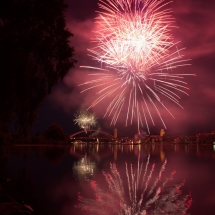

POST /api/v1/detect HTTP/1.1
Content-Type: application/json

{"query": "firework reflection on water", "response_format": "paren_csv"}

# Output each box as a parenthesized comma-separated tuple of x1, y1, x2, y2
(76, 154, 192, 214)
(73, 156, 97, 180)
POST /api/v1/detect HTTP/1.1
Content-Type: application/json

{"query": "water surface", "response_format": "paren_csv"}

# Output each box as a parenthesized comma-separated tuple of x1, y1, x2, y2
(0, 143, 215, 215)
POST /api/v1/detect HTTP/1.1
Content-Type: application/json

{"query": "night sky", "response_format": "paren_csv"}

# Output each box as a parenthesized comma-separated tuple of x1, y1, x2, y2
(32, 0, 215, 137)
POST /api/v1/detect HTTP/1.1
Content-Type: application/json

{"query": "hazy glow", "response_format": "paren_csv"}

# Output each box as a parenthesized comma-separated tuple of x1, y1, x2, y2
(80, 0, 195, 133)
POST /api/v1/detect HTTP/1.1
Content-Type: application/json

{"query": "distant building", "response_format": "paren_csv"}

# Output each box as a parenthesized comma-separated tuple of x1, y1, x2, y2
(160, 128, 165, 141)
(160, 129, 165, 137)
(114, 128, 117, 138)
(196, 132, 215, 144)
(150, 135, 160, 143)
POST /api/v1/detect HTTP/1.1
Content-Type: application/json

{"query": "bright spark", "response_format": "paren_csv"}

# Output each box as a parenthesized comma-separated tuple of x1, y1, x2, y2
(80, 0, 195, 133)
(74, 110, 98, 132)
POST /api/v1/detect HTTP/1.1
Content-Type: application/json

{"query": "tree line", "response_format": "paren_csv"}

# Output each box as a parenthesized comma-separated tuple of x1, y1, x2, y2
(0, 0, 76, 137)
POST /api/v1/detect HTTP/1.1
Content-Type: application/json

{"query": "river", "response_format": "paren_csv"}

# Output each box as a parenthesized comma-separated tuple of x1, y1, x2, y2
(0, 143, 215, 215)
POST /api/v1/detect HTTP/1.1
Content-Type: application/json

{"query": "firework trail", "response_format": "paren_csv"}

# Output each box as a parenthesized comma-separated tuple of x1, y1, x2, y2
(74, 110, 98, 132)
(79, 0, 195, 133)
(76, 155, 192, 214)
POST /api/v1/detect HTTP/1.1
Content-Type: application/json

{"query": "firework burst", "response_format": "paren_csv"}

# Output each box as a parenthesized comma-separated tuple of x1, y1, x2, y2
(80, 0, 195, 133)
(74, 110, 98, 132)
(76, 155, 192, 214)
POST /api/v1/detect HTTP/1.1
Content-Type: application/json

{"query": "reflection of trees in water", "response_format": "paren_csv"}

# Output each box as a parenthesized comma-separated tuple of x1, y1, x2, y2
(76, 155, 192, 215)
(0, 146, 70, 166)
(43, 147, 69, 165)
(9, 167, 34, 203)
(0, 146, 71, 215)
(0, 146, 11, 160)
(0, 146, 35, 161)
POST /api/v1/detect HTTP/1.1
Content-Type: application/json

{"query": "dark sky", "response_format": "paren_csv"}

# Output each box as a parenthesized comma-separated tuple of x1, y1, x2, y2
(32, 0, 215, 137)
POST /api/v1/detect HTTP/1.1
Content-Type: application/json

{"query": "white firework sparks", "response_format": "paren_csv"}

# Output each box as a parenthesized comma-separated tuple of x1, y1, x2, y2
(79, 0, 195, 133)
(74, 110, 98, 132)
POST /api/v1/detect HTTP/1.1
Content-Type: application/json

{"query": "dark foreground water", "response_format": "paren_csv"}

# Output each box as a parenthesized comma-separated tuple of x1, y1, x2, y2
(0, 143, 215, 215)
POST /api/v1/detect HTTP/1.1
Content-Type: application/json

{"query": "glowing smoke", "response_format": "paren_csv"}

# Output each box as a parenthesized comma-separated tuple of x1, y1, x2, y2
(79, 0, 195, 133)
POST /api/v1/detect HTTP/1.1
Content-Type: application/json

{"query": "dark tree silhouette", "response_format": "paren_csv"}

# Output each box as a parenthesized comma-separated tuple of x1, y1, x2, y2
(0, 0, 76, 135)
(44, 123, 68, 142)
